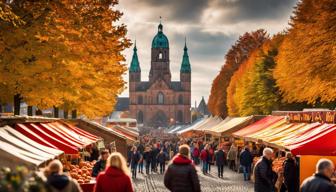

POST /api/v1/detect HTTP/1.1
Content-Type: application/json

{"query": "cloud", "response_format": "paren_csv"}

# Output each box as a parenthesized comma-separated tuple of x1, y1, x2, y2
(117, 0, 298, 104)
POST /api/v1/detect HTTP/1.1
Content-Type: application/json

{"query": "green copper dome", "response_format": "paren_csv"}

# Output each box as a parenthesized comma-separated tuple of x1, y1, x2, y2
(180, 39, 191, 73)
(152, 23, 169, 48)
(129, 42, 141, 72)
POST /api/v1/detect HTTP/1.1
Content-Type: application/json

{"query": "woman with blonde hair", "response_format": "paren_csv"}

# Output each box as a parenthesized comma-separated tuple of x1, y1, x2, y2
(44, 160, 82, 192)
(94, 152, 133, 192)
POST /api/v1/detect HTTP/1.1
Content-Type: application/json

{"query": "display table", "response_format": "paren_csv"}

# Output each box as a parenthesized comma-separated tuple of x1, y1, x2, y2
(80, 179, 96, 192)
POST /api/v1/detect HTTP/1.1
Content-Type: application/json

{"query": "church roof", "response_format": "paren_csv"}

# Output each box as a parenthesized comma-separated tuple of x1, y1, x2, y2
(135, 81, 184, 92)
(114, 97, 129, 111)
(180, 39, 191, 73)
(152, 22, 169, 48)
(136, 82, 151, 91)
(197, 97, 209, 115)
(129, 42, 141, 72)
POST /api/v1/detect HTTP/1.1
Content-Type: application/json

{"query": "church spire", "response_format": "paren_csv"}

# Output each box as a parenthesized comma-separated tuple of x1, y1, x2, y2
(180, 37, 191, 73)
(129, 40, 141, 72)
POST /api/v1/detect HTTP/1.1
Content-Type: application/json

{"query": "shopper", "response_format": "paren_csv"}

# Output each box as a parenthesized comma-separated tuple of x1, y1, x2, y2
(94, 152, 133, 192)
(143, 146, 152, 175)
(200, 144, 209, 174)
(138, 152, 144, 174)
(254, 148, 277, 192)
(45, 160, 82, 192)
(92, 150, 109, 177)
(208, 145, 214, 173)
(130, 146, 140, 178)
(215, 145, 226, 178)
(164, 144, 201, 192)
(151, 144, 160, 172)
(240, 146, 253, 181)
(283, 152, 298, 192)
(227, 144, 238, 171)
(192, 143, 200, 165)
(157, 149, 167, 174)
(300, 158, 336, 192)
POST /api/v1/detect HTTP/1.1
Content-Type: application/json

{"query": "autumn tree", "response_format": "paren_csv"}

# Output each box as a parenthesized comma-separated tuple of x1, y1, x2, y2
(208, 29, 268, 117)
(0, 0, 130, 117)
(274, 0, 336, 104)
(227, 34, 284, 116)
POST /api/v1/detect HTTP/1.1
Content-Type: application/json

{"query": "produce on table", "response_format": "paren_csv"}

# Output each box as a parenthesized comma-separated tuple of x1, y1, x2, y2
(66, 161, 95, 184)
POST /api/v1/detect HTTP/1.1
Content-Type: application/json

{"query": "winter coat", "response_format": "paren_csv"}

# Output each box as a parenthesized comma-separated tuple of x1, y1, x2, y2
(240, 149, 253, 166)
(227, 147, 237, 161)
(143, 151, 152, 162)
(300, 173, 336, 192)
(164, 155, 201, 192)
(215, 150, 226, 166)
(94, 166, 133, 192)
(192, 147, 200, 158)
(200, 149, 208, 161)
(92, 160, 107, 177)
(130, 151, 140, 166)
(157, 152, 167, 164)
(47, 173, 82, 192)
(151, 148, 160, 162)
(254, 157, 276, 192)
(283, 158, 298, 187)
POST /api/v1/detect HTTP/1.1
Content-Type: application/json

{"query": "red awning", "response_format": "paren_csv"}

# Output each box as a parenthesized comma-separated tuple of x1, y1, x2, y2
(16, 123, 78, 154)
(233, 116, 284, 138)
(54, 121, 99, 140)
(32, 123, 83, 148)
(41, 123, 86, 146)
(289, 124, 336, 156)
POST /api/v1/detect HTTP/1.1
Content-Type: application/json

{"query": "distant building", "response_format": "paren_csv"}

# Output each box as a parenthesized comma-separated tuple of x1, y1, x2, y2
(128, 21, 191, 128)
(197, 96, 210, 116)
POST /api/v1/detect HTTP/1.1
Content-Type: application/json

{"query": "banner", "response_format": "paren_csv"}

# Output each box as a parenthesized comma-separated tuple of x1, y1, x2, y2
(288, 111, 335, 123)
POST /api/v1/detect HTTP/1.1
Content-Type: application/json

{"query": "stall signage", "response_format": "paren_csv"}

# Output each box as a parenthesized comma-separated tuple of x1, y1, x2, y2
(288, 111, 335, 123)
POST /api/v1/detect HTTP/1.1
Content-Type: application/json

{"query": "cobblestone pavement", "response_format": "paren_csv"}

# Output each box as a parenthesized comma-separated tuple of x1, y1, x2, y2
(132, 165, 254, 192)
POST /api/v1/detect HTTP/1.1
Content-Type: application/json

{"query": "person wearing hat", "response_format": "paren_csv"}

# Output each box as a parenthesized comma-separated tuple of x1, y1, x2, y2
(164, 144, 201, 192)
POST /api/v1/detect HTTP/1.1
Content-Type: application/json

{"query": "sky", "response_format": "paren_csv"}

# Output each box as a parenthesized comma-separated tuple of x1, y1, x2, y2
(117, 0, 298, 106)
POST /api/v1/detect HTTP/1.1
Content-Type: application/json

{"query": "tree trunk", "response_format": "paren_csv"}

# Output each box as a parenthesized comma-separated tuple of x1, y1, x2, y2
(53, 107, 59, 118)
(64, 109, 68, 119)
(14, 94, 21, 116)
(71, 110, 77, 119)
(35, 109, 42, 116)
(27, 106, 33, 116)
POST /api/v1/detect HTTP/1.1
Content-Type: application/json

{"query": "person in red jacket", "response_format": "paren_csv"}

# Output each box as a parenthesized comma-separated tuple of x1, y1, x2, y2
(200, 144, 209, 174)
(94, 152, 133, 192)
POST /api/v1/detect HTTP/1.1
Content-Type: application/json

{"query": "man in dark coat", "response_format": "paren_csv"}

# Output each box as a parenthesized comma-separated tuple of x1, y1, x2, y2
(240, 146, 253, 181)
(130, 146, 141, 178)
(164, 144, 201, 192)
(151, 144, 160, 172)
(143, 146, 152, 175)
(157, 149, 167, 174)
(301, 158, 336, 192)
(254, 148, 276, 192)
(92, 150, 109, 177)
(215, 145, 226, 178)
(283, 152, 298, 192)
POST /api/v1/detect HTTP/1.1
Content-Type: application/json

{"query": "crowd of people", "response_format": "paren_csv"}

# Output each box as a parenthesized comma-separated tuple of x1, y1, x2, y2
(37, 138, 336, 192)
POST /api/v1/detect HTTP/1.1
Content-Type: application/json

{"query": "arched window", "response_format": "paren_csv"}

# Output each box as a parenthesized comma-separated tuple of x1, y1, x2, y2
(157, 92, 164, 104)
(137, 95, 143, 104)
(159, 52, 163, 59)
(177, 110, 183, 123)
(138, 111, 144, 123)
(178, 95, 183, 104)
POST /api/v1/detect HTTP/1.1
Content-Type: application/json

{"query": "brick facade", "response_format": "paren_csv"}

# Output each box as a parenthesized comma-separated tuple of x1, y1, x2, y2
(129, 22, 191, 128)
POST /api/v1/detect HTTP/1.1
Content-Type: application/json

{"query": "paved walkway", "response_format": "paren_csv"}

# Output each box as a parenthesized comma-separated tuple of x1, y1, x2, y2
(132, 165, 254, 192)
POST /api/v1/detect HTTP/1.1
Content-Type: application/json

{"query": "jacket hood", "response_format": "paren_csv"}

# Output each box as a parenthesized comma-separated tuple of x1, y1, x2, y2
(172, 155, 192, 165)
(105, 166, 127, 177)
(47, 173, 69, 190)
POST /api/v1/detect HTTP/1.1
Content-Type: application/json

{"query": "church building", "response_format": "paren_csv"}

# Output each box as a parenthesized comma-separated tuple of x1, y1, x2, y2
(129, 21, 191, 128)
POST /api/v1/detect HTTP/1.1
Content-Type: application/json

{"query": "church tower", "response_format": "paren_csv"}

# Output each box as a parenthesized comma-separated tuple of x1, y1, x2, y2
(149, 22, 171, 83)
(129, 42, 141, 92)
(180, 39, 191, 91)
